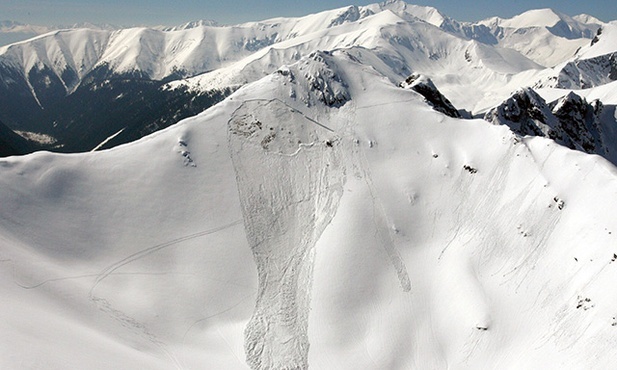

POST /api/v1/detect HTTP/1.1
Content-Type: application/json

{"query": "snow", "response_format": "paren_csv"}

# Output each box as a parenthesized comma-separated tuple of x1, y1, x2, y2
(474, 8, 601, 67)
(575, 23, 617, 59)
(3, 41, 617, 368)
(573, 14, 604, 25)
(495, 8, 565, 29)
(538, 80, 617, 105)
(2, 2, 617, 369)
(14, 131, 57, 145)
(91, 128, 126, 151)
(167, 9, 550, 114)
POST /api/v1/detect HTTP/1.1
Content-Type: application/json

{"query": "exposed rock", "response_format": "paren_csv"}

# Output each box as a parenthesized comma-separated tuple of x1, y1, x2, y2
(400, 73, 461, 118)
(285, 51, 351, 108)
(484, 87, 555, 137)
(485, 87, 610, 159)
(550, 92, 604, 153)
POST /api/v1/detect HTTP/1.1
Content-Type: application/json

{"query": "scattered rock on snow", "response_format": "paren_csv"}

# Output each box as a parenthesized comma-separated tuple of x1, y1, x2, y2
(553, 196, 565, 210)
(463, 164, 478, 174)
(175, 138, 196, 167)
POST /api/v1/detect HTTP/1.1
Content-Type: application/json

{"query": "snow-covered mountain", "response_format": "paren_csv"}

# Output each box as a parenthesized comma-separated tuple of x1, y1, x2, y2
(0, 0, 614, 154)
(0, 20, 55, 47)
(476, 9, 601, 67)
(0, 20, 118, 47)
(2, 4, 617, 368)
(3, 43, 617, 370)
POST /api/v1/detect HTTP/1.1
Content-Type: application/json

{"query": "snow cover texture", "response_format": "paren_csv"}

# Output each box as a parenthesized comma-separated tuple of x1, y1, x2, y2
(228, 100, 344, 369)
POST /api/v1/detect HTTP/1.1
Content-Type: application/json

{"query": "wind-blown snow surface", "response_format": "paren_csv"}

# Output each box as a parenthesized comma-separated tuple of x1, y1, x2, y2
(2, 48, 617, 369)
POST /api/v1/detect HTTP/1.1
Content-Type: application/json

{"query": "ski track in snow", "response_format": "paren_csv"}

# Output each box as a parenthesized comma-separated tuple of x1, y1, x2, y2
(89, 219, 243, 295)
(14, 271, 190, 290)
(75, 220, 244, 370)
(90, 294, 185, 370)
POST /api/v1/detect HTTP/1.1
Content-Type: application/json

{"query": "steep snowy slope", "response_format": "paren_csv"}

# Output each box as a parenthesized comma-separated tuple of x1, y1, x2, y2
(363, 2, 602, 68)
(2, 47, 617, 369)
(571, 22, 617, 60)
(0, 3, 423, 151)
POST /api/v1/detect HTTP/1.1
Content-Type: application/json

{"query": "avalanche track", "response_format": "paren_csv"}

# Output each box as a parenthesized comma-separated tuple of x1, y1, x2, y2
(228, 99, 345, 369)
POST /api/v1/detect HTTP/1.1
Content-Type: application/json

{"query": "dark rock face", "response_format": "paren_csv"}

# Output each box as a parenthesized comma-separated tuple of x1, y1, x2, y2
(591, 27, 602, 46)
(0, 119, 33, 157)
(551, 92, 603, 153)
(0, 62, 232, 153)
(484, 88, 554, 137)
(485, 87, 613, 161)
(400, 73, 461, 118)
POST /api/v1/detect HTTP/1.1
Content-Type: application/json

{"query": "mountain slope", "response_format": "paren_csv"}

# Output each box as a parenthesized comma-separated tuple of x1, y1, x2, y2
(0, 119, 32, 156)
(2, 47, 617, 369)
(366, 3, 602, 67)
(0, 5, 384, 150)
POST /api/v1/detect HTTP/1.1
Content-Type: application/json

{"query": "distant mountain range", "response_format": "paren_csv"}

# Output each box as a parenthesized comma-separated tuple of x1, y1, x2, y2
(1, 2, 615, 158)
(0, 19, 222, 47)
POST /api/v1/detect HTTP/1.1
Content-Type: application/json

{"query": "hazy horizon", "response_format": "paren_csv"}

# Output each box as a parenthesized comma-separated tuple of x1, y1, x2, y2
(0, 0, 615, 29)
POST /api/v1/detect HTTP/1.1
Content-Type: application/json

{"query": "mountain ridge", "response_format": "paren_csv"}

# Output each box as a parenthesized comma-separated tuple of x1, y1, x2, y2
(0, 1, 615, 158)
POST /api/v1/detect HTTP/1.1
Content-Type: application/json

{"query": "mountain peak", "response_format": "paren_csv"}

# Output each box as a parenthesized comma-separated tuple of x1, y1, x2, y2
(484, 87, 555, 137)
(160, 19, 219, 31)
(3, 2, 617, 369)
(573, 14, 604, 25)
(485, 87, 610, 158)
(508, 8, 564, 28)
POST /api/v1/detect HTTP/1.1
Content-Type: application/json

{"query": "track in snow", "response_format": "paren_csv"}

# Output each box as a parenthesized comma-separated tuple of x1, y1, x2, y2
(229, 99, 345, 370)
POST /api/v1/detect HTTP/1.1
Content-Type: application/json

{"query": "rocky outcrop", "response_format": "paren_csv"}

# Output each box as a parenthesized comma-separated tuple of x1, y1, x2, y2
(551, 92, 605, 153)
(485, 87, 610, 158)
(484, 87, 555, 137)
(278, 51, 351, 108)
(400, 73, 461, 118)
